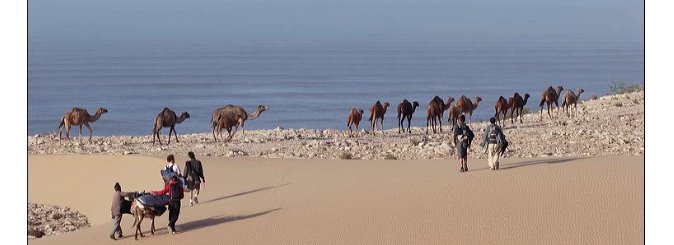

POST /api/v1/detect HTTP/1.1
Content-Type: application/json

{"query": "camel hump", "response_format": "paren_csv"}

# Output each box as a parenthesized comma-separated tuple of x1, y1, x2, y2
(162, 107, 170, 113)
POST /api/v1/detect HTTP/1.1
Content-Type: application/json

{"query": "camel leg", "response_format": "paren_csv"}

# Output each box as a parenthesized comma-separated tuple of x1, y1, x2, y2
(547, 103, 553, 119)
(167, 127, 173, 145)
(212, 125, 218, 143)
(227, 127, 235, 141)
(151, 217, 155, 235)
(438, 115, 443, 132)
(407, 116, 412, 133)
(79, 125, 83, 140)
(66, 125, 72, 141)
(85, 123, 93, 143)
(157, 130, 163, 145)
(173, 126, 179, 143)
(381, 118, 385, 136)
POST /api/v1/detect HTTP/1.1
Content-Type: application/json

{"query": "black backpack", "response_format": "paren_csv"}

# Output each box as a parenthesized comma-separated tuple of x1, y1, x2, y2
(170, 182, 184, 201)
(456, 124, 474, 146)
(497, 130, 508, 156)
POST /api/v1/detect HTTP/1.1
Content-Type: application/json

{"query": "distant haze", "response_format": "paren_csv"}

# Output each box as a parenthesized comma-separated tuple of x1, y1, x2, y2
(29, 0, 643, 43)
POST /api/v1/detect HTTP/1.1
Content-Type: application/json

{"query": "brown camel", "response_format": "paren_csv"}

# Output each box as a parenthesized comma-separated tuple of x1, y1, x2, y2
(426, 96, 454, 134)
(211, 105, 268, 142)
(494, 96, 510, 126)
(508, 93, 530, 123)
(397, 99, 419, 134)
(538, 86, 564, 121)
(130, 197, 157, 240)
(456, 96, 482, 124)
(368, 101, 390, 135)
(152, 107, 190, 146)
(347, 108, 365, 136)
(447, 103, 461, 130)
(58, 107, 108, 143)
(561, 88, 584, 117)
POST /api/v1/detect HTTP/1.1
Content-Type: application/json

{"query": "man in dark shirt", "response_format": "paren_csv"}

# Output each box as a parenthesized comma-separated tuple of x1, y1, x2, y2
(183, 151, 206, 206)
(110, 182, 133, 240)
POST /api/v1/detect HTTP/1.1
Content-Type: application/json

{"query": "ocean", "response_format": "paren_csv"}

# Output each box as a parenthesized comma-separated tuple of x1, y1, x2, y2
(28, 38, 643, 136)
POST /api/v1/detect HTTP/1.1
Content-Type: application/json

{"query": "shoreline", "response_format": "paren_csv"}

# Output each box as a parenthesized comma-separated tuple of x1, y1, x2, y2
(28, 91, 643, 160)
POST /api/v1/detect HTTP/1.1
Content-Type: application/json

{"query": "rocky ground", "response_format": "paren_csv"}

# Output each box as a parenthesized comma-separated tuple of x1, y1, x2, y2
(28, 91, 644, 160)
(28, 203, 91, 239)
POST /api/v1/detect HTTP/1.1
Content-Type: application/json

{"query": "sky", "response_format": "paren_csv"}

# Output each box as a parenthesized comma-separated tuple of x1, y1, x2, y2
(28, 0, 644, 43)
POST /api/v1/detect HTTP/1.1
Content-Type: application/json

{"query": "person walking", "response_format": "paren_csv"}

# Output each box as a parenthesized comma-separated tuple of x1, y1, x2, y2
(151, 175, 184, 235)
(110, 182, 133, 240)
(164, 154, 181, 175)
(483, 117, 504, 170)
(453, 115, 474, 172)
(183, 151, 206, 206)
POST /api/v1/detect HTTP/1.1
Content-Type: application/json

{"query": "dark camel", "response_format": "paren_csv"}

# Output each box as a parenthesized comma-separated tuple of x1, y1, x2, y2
(397, 99, 419, 134)
(426, 96, 454, 134)
(447, 103, 461, 130)
(212, 105, 268, 142)
(368, 101, 390, 135)
(561, 88, 584, 117)
(508, 93, 530, 123)
(152, 107, 190, 146)
(539, 86, 564, 121)
(494, 96, 510, 126)
(456, 96, 482, 124)
(58, 107, 108, 143)
(347, 108, 365, 136)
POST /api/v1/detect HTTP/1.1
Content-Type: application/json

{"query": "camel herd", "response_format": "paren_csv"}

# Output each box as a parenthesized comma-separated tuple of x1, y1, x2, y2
(349, 85, 584, 135)
(57, 105, 269, 144)
(55, 85, 584, 143)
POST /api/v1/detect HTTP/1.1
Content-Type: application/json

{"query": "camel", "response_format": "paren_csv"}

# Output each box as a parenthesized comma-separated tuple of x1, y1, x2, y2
(58, 107, 108, 143)
(561, 88, 584, 117)
(130, 195, 157, 240)
(426, 96, 454, 134)
(152, 107, 190, 146)
(397, 99, 419, 134)
(447, 103, 461, 131)
(494, 96, 510, 126)
(508, 93, 530, 123)
(347, 108, 365, 136)
(368, 101, 390, 135)
(456, 96, 482, 124)
(539, 86, 564, 121)
(211, 105, 268, 142)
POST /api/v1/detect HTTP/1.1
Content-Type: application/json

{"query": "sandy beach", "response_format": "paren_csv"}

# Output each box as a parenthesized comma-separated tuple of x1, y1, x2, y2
(28, 154, 643, 244)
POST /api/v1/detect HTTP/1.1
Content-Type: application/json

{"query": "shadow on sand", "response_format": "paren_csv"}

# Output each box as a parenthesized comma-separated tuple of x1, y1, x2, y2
(179, 208, 282, 232)
(200, 183, 291, 205)
(463, 157, 585, 172)
(499, 157, 586, 170)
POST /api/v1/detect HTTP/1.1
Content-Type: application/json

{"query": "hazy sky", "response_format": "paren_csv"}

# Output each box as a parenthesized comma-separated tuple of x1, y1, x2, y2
(29, 0, 643, 43)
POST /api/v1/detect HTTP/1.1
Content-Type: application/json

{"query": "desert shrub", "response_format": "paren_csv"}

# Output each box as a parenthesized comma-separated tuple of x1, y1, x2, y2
(339, 152, 353, 160)
(52, 213, 63, 220)
(28, 228, 45, 238)
(609, 81, 642, 95)
(384, 153, 397, 160)
(589, 94, 599, 100)
(614, 102, 623, 107)
(409, 139, 420, 146)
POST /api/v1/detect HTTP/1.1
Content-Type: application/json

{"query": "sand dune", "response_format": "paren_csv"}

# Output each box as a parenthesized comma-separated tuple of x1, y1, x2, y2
(28, 155, 643, 244)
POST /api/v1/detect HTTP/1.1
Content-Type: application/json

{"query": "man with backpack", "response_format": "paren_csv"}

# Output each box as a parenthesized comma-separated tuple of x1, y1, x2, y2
(453, 115, 474, 172)
(482, 117, 507, 170)
(183, 151, 206, 206)
(151, 175, 184, 235)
